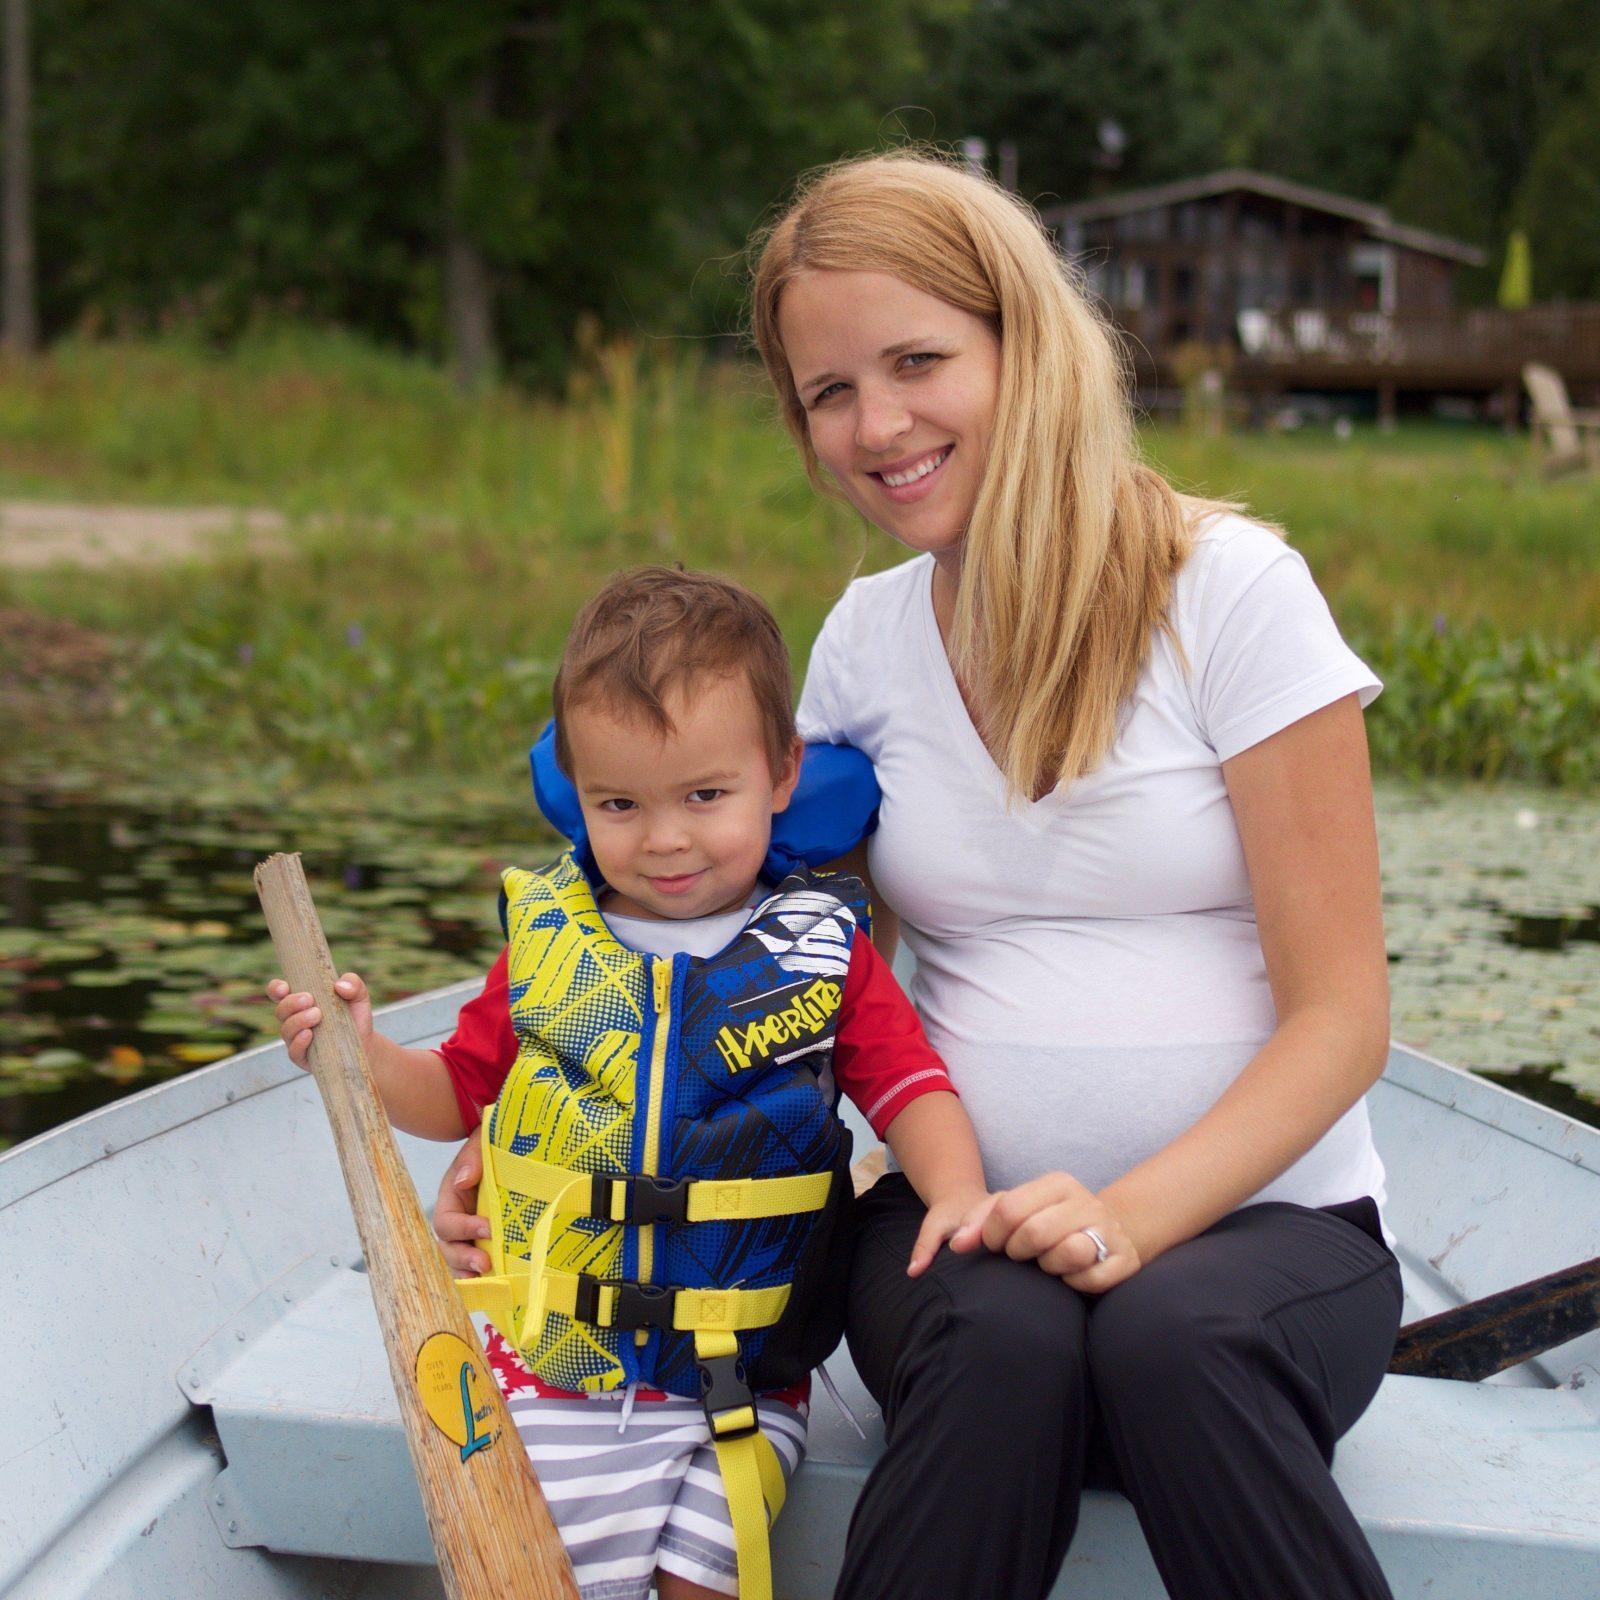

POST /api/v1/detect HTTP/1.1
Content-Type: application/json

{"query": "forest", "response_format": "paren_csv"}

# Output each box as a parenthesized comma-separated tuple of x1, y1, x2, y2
(4, 0, 1598, 383)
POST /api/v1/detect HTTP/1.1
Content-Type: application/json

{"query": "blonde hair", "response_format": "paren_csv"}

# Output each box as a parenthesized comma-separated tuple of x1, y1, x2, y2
(749, 148, 1229, 798)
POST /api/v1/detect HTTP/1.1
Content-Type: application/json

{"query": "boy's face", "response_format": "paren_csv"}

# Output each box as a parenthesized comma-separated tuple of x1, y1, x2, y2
(566, 673, 802, 922)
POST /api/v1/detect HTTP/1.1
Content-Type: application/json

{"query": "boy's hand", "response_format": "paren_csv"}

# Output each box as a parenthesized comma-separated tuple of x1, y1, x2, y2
(907, 1188, 998, 1278)
(433, 1128, 491, 1277)
(266, 973, 373, 1069)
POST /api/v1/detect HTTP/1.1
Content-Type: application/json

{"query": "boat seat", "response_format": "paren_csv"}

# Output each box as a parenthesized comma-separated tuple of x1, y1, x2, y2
(183, 1252, 1600, 1597)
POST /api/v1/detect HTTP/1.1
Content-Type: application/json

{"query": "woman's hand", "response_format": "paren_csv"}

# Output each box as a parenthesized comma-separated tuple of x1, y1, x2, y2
(434, 1130, 491, 1277)
(908, 1187, 997, 1277)
(267, 973, 372, 1068)
(977, 1171, 1142, 1293)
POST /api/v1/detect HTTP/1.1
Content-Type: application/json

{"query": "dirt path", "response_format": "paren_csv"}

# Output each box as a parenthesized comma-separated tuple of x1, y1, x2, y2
(0, 499, 286, 568)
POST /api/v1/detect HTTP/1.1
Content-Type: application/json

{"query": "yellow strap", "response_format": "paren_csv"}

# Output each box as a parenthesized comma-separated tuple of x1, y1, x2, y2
(513, 1170, 594, 1351)
(464, 1143, 822, 1356)
(455, 1133, 597, 1350)
(489, 1147, 606, 1212)
(490, 1146, 832, 1225)
(540, 1271, 791, 1332)
(477, 1117, 505, 1274)
(454, 1273, 516, 1330)
(684, 1170, 832, 1222)
(697, 1330, 785, 1600)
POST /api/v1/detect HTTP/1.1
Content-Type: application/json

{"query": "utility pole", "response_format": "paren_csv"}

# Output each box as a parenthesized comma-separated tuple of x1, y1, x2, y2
(2, 0, 38, 355)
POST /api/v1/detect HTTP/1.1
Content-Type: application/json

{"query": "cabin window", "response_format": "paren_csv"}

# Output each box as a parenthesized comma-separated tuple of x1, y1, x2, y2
(1351, 243, 1396, 315)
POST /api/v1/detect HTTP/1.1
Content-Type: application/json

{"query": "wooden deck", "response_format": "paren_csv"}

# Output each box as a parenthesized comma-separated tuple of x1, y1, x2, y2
(1117, 305, 1600, 421)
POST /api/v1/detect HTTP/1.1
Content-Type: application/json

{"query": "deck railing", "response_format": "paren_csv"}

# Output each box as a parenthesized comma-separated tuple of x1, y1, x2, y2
(1118, 305, 1600, 385)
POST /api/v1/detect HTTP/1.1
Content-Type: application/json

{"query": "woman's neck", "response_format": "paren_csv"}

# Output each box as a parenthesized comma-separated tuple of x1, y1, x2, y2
(929, 547, 962, 647)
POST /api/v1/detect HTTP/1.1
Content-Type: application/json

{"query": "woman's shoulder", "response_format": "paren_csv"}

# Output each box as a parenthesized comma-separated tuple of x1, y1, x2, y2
(839, 553, 933, 608)
(813, 555, 932, 653)
(1173, 509, 1307, 632)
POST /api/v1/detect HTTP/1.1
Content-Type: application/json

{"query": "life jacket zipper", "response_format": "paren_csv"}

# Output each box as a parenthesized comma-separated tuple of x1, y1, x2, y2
(636, 955, 674, 1345)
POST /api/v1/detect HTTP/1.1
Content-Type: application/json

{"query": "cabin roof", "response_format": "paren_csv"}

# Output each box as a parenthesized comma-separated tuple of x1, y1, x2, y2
(1040, 169, 1487, 268)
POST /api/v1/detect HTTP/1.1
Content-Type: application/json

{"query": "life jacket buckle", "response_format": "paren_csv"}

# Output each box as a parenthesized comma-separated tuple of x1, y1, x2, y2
(592, 1172, 691, 1226)
(574, 1274, 679, 1331)
(697, 1351, 758, 1441)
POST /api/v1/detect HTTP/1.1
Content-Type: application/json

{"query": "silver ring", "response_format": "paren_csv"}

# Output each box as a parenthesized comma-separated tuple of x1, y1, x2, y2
(1080, 1226, 1110, 1265)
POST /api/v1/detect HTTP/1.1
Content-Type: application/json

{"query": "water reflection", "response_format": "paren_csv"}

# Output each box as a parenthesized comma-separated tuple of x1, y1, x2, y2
(0, 782, 556, 1148)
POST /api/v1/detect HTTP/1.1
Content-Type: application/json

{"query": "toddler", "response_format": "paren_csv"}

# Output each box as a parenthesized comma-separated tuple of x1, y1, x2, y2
(268, 566, 991, 1600)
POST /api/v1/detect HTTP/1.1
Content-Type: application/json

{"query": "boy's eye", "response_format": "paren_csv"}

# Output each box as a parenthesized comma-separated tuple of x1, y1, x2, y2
(597, 798, 636, 814)
(688, 788, 724, 804)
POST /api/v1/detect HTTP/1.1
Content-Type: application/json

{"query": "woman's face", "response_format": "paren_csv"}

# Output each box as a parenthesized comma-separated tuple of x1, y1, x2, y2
(778, 269, 1001, 560)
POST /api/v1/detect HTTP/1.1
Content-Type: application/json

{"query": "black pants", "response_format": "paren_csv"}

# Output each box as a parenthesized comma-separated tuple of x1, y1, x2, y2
(836, 1175, 1403, 1600)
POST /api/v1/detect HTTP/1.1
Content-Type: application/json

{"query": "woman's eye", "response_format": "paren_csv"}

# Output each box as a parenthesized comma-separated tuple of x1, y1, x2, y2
(688, 788, 724, 804)
(902, 352, 940, 372)
(810, 381, 845, 406)
(598, 798, 635, 814)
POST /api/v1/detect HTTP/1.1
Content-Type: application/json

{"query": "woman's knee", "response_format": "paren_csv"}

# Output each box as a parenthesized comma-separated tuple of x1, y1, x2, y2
(939, 1253, 1090, 1395)
(1086, 1268, 1245, 1407)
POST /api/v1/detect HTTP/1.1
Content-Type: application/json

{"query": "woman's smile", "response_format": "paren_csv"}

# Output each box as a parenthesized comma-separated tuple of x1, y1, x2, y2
(870, 444, 953, 503)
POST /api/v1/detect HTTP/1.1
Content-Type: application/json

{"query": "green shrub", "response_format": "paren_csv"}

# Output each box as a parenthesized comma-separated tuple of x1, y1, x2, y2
(1359, 622, 1600, 786)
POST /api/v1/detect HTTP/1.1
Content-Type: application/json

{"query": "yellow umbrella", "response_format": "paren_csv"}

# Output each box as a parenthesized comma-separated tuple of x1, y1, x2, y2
(1499, 230, 1532, 310)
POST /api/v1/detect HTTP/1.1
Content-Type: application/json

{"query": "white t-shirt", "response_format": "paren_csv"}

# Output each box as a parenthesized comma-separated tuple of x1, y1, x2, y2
(602, 893, 761, 960)
(796, 513, 1388, 1215)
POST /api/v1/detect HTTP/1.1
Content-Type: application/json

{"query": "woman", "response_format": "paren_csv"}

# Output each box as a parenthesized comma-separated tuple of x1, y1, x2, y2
(441, 150, 1402, 1599)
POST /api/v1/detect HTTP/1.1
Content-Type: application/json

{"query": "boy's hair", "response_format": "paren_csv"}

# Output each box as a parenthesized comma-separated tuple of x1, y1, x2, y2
(553, 566, 797, 777)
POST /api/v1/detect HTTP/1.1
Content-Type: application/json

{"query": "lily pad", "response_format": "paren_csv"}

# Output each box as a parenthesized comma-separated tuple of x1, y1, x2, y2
(32, 1047, 89, 1071)
(141, 1010, 225, 1036)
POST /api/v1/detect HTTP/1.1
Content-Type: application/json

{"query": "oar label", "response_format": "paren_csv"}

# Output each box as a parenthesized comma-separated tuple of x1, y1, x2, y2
(416, 1332, 499, 1461)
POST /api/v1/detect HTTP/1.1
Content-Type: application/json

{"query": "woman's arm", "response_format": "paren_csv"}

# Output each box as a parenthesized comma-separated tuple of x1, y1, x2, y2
(980, 694, 1389, 1289)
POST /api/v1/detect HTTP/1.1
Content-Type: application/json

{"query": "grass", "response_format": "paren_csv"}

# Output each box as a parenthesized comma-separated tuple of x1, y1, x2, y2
(2, 326, 1598, 787)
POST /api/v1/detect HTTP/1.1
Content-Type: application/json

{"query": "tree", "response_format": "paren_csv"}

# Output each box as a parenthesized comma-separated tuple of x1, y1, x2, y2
(932, 0, 1193, 201)
(1387, 124, 1486, 245)
(28, 0, 959, 377)
(1514, 69, 1600, 300)
(1, 0, 37, 353)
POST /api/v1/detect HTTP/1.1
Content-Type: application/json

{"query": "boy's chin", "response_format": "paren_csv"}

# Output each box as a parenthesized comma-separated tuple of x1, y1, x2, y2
(606, 874, 753, 922)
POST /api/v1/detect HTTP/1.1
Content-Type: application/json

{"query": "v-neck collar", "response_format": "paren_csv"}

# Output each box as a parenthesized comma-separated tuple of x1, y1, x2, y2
(915, 558, 1072, 824)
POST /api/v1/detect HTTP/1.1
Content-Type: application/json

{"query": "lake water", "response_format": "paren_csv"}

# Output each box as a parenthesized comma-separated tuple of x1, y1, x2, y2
(2, 776, 1598, 1150)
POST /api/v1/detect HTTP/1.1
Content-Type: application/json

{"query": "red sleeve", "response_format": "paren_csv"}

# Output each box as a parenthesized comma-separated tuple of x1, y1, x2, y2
(832, 930, 957, 1139)
(434, 946, 517, 1134)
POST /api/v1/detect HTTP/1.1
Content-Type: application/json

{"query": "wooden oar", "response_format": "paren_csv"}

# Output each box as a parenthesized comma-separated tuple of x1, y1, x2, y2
(255, 852, 578, 1600)
(1387, 1255, 1600, 1382)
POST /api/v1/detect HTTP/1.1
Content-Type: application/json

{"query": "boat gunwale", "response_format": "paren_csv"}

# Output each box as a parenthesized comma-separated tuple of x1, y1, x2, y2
(3, 998, 1596, 1212)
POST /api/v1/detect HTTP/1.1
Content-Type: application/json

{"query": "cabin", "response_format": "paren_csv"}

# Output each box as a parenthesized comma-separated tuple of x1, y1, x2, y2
(1040, 169, 1600, 424)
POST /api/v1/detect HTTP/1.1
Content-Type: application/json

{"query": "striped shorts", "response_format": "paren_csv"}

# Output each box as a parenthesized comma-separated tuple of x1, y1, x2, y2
(503, 1383, 808, 1599)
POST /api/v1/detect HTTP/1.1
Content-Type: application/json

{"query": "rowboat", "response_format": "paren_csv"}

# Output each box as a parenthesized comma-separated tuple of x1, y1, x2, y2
(3, 981, 1597, 1599)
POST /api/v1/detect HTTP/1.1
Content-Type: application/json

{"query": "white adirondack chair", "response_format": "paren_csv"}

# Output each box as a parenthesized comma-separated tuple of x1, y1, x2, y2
(1523, 362, 1600, 475)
